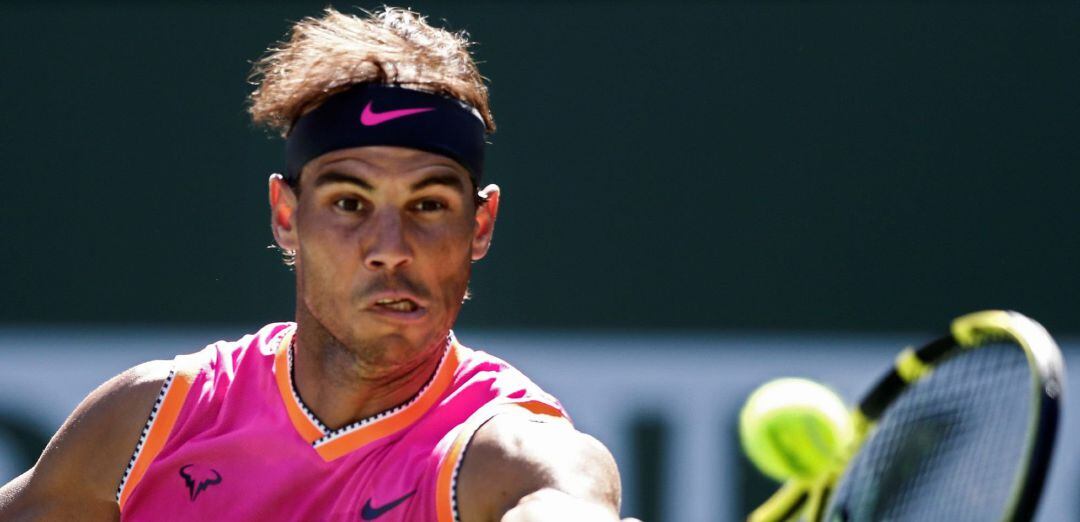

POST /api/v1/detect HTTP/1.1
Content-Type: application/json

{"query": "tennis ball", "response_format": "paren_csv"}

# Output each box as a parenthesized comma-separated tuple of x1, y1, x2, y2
(739, 378, 854, 482)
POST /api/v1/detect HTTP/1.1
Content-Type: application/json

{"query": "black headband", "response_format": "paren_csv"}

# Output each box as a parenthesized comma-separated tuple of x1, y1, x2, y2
(285, 84, 487, 184)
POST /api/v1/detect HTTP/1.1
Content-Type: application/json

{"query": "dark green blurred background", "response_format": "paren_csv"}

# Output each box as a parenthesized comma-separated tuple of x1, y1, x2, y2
(4, 1, 1078, 332)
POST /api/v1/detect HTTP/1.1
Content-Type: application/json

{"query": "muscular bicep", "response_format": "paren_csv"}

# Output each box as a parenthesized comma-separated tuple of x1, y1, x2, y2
(0, 360, 170, 521)
(456, 414, 622, 522)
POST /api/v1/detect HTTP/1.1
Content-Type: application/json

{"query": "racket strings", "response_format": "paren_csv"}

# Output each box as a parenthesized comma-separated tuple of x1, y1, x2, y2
(826, 342, 1032, 521)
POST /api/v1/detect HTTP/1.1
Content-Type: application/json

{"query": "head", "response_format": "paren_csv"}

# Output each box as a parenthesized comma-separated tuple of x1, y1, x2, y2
(248, 7, 499, 363)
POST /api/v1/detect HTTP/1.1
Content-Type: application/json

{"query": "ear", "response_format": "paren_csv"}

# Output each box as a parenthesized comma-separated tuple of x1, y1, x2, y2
(269, 174, 299, 252)
(471, 184, 501, 261)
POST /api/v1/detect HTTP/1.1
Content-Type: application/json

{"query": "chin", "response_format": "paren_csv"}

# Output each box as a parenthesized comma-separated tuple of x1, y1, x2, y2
(350, 315, 444, 354)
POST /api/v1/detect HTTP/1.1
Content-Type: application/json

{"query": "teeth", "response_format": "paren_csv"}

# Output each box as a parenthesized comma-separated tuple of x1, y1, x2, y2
(375, 298, 418, 312)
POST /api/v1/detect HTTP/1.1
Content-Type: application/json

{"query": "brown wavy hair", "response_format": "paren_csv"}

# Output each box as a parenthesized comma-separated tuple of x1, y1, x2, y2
(248, 6, 494, 136)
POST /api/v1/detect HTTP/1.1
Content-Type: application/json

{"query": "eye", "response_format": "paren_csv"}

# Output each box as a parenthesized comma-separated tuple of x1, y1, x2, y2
(413, 199, 447, 212)
(334, 198, 364, 212)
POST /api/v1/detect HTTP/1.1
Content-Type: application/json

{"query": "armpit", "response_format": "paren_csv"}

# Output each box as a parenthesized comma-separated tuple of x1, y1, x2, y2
(455, 411, 621, 522)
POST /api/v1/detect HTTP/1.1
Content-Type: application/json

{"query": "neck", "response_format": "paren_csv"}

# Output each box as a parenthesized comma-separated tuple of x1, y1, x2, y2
(290, 321, 448, 431)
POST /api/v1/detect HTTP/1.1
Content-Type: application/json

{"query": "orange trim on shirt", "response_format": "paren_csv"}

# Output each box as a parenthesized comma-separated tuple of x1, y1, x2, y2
(274, 330, 326, 443)
(515, 400, 567, 420)
(434, 401, 568, 522)
(117, 370, 193, 510)
(314, 344, 462, 461)
(435, 423, 470, 522)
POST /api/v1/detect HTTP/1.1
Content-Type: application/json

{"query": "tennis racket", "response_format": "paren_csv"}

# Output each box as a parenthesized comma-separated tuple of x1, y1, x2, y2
(748, 310, 1065, 522)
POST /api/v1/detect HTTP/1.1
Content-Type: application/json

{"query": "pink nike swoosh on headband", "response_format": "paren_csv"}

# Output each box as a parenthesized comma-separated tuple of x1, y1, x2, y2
(360, 102, 435, 126)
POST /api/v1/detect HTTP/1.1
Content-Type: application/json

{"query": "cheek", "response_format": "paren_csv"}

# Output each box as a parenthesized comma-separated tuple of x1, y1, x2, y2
(414, 223, 474, 291)
(295, 213, 361, 303)
(418, 221, 473, 269)
(303, 227, 353, 265)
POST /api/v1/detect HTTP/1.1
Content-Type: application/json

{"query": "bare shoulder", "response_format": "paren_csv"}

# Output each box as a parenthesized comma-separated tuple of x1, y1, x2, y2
(456, 412, 622, 522)
(0, 360, 172, 521)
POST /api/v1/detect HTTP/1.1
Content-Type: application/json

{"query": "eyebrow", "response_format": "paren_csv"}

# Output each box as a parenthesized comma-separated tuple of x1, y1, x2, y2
(312, 170, 466, 194)
(410, 173, 466, 193)
(314, 172, 373, 190)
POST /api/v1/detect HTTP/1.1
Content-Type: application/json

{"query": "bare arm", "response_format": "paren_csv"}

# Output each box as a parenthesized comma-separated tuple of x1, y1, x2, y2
(0, 360, 170, 521)
(456, 413, 636, 522)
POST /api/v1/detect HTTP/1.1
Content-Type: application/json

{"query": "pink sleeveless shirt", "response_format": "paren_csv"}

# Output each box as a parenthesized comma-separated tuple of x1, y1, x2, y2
(115, 323, 567, 521)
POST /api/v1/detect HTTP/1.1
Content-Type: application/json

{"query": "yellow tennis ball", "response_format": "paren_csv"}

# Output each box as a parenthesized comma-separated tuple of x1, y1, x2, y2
(739, 378, 854, 482)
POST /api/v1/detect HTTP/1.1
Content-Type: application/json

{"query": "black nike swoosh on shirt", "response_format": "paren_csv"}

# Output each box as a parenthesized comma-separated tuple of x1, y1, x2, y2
(360, 490, 417, 520)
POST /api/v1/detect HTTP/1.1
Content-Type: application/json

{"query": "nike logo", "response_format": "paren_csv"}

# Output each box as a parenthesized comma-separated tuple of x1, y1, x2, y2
(360, 490, 416, 520)
(178, 464, 222, 501)
(360, 102, 434, 126)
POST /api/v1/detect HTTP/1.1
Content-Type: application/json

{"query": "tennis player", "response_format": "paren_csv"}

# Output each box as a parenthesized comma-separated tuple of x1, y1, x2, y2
(0, 8, 634, 521)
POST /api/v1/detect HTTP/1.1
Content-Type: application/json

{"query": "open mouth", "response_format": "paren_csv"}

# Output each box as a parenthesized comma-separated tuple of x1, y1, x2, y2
(374, 298, 421, 313)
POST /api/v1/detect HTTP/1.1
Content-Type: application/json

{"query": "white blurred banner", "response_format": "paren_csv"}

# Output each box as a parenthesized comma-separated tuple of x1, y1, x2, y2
(0, 328, 1075, 521)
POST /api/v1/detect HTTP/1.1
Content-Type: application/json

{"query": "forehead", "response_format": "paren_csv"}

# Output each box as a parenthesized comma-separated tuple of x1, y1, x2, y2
(302, 146, 471, 187)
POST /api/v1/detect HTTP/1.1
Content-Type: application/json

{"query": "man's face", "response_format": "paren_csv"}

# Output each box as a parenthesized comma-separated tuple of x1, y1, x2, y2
(270, 146, 498, 362)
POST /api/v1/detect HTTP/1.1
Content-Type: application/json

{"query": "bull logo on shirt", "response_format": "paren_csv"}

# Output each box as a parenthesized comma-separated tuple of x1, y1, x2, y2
(179, 464, 223, 501)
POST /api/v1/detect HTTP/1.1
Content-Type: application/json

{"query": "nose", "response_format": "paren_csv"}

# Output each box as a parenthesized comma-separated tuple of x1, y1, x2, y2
(363, 210, 413, 271)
